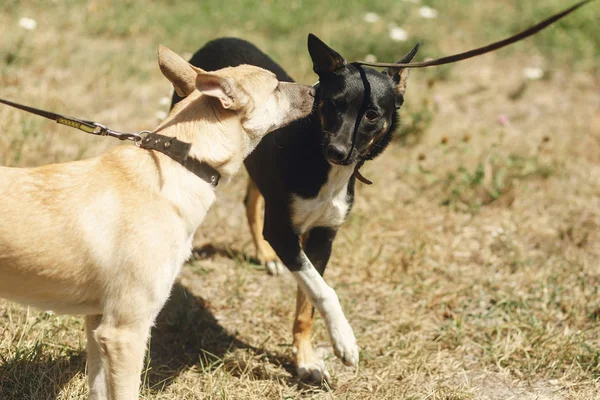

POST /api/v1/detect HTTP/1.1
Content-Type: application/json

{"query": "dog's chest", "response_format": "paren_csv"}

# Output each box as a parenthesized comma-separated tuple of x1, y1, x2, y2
(290, 164, 354, 234)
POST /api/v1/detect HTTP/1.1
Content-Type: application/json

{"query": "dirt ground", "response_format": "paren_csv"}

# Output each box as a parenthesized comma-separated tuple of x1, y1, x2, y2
(1, 1, 599, 399)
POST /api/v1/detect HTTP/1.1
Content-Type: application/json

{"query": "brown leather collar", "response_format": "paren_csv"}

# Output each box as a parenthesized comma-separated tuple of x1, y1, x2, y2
(140, 133, 221, 186)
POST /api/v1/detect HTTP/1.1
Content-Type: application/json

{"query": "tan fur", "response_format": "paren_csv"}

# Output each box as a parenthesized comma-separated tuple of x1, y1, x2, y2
(0, 46, 314, 400)
(292, 287, 325, 381)
(245, 178, 279, 264)
(396, 68, 410, 96)
(291, 232, 326, 382)
(158, 45, 197, 97)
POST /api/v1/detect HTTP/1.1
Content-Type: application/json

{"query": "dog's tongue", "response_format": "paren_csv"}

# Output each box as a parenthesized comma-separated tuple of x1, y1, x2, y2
(353, 166, 373, 185)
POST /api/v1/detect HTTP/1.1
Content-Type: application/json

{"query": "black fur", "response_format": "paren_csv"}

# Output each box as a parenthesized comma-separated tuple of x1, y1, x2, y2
(171, 35, 416, 272)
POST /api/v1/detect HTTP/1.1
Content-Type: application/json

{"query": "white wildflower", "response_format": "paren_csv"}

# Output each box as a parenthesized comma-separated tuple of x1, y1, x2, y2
(388, 26, 408, 42)
(364, 54, 377, 63)
(419, 6, 438, 19)
(364, 12, 380, 23)
(19, 17, 37, 31)
(159, 96, 171, 106)
(523, 67, 544, 80)
(156, 110, 168, 120)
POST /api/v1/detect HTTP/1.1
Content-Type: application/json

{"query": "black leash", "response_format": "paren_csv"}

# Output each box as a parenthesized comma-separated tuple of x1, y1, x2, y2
(343, 64, 371, 166)
(0, 97, 144, 141)
(0, 97, 220, 186)
(355, 0, 594, 69)
(349, 0, 593, 186)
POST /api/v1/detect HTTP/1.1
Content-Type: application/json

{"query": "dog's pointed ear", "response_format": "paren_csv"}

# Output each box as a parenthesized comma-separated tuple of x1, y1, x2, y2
(157, 45, 197, 97)
(383, 43, 420, 107)
(192, 66, 248, 111)
(307, 33, 346, 75)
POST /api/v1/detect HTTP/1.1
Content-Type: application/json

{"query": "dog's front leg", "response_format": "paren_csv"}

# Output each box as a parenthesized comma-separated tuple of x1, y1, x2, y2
(263, 212, 359, 370)
(86, 315, 108, 400)
(291, 254, 358, 368)
(293, 227, 337, 383)
(93, 318, 151, 400)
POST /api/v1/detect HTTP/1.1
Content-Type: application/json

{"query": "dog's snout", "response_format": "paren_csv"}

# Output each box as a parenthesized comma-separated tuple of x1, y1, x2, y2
(279, 82, 315, 120)
(326, 143, 347, 163)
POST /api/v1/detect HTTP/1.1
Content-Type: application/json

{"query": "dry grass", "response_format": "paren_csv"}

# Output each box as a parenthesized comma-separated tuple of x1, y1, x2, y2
(1, 0, 599, 399)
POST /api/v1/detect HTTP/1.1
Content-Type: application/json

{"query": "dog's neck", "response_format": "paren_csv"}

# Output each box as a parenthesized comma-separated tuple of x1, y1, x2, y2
(155, 91, 249, 183)
(141, 92, 250, 233)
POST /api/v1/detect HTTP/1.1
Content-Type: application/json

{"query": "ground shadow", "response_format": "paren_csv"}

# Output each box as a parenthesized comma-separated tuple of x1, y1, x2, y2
(0, 349, 85, 400)
(192, 243, 261, 266)
(0, 279, 294, 398)
(146, 282, 294, 393)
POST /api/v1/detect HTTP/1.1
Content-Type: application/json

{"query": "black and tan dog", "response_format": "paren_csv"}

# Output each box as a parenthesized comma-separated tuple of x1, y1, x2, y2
(172, 34, 416, 383)
(170, 0, 596, 385)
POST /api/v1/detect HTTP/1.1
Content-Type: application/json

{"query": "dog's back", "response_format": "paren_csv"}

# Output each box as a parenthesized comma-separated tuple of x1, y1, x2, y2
(171, 38, 294, 106)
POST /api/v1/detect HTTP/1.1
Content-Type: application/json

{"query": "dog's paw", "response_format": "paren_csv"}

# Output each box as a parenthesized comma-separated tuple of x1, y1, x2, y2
(265, 260, 286, 276)
(297, 360, 331, 385)
(329, 319, 359, 367)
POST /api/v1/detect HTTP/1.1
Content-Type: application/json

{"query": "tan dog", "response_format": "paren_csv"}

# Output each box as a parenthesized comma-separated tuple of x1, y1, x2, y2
(0, 45, 315, 400)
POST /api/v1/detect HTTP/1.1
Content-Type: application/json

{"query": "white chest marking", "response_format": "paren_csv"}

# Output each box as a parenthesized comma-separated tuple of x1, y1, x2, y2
(291, 163, 355, 234)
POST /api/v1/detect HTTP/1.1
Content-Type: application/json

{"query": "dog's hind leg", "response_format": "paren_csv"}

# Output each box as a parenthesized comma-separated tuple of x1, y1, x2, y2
(245, 178, 285, 275)
(293, 228, 336, 384)
(94, 318, 152, 400)
(86, 315, 108, 400)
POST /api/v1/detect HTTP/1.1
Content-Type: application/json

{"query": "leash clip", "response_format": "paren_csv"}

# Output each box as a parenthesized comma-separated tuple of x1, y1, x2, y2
(92, 122, 148, 145)
(91, 122, 109, 136)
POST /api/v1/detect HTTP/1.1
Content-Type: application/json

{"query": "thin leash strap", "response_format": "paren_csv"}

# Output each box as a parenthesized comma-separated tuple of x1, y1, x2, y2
(0, 97, 145, 142)
(355, 0, 594, 69)
(0, 97, 100, 134)
(0, 97, 221, 186)
(347, 64, 380, 185)
(343, 63, 371, 165)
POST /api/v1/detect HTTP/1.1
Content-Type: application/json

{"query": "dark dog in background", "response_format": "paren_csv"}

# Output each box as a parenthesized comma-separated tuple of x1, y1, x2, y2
(172, 34, 418, 383)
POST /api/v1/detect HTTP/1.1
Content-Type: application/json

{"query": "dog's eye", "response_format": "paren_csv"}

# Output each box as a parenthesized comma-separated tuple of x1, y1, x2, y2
(364, 110, 379, 121)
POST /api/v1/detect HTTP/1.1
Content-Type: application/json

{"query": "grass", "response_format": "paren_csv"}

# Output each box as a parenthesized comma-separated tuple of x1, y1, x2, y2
(1, 0, 600, 399)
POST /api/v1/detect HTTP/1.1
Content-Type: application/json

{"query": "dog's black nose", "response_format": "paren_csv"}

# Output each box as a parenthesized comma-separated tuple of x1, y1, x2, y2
(326, 143, 347, 163)
(308, 87, 316, 97)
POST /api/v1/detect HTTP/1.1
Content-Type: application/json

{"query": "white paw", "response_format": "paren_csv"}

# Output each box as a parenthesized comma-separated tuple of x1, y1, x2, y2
(328, 318, 359, 367)
(265, 260, 286, 276)
(297, 361, 331, 385)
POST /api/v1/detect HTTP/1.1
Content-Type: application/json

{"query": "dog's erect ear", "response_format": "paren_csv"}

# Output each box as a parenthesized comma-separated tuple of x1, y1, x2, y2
(192, 66, 248, 111)
(157, 45, 197, 97)
(307, 33, 346, 75)
(384, 43, 420, 107)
